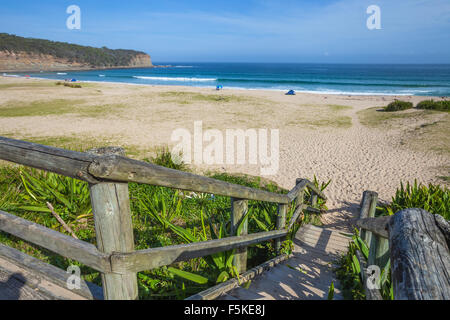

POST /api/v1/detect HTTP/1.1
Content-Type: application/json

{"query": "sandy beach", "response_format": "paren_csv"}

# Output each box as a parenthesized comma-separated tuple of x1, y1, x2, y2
(1, 76, 449, 231)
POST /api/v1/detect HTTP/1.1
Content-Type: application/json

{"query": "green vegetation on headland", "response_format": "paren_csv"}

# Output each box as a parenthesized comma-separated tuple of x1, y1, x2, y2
(0, 148, 328, 299)
(0, 33, 150, 68)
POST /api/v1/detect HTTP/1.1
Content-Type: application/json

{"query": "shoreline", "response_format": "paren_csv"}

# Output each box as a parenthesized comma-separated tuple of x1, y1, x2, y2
(1, 74, 447, 98)
(0, 64, 180, 74)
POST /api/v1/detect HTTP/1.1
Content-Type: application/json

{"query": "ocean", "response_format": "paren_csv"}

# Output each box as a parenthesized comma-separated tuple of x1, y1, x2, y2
(12, 63, 450, 96)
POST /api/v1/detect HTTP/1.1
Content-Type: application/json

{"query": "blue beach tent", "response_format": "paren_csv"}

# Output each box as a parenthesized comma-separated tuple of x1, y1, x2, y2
(286, 90, 296, 95)
(216, 85, 223, 90)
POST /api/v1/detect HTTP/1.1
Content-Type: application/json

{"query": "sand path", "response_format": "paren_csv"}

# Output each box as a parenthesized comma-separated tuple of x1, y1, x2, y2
(272, 107, 447, 231)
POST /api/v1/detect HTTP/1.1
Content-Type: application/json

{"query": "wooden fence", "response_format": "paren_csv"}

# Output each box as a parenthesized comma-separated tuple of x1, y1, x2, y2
(355, 191, 450, 300)
(0, 136, 325, 300)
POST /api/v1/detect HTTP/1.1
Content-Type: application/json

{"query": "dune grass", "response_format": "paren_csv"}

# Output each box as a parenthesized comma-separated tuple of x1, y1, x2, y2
(289, 104, 353, 129)
(0, 81, 56, 90)
(405, 114, 450, 155)
(0, 98, 127, 118)
(159, 91, 263, 105)
(358, 107, 450, 156)
(357, 107, 434, 128)
(0, 99, 86, 117)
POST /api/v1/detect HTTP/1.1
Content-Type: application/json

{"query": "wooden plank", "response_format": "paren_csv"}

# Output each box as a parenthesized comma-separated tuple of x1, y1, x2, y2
(359, 191, 378, 246)
(355, 250, 383, 300)
(287, 179, 326, 202)
(287, 179, 307, 202)
(355, 216, 391, 239)
(0, 136, 99, 183)
(300, 224, 353, 238)
(185, 254, 289, 300)
(375, 237, 390, 269)
(275, 204, 287, 253)
(0, 243, 103, 300)
(286, 204, 306, 231)
(0, 210, 110, 272)
(389, 208, 450, 300)
(111, 230, 288, 273)
(88, 154, 290, 204)
(231, 198, 248, 274)
(88, 147, 138, 300)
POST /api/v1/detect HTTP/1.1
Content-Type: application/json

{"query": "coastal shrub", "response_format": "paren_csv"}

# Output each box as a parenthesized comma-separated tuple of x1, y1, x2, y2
(335, 231, 393, 300)
(378, 181, 449, 219)
(384, 100, 413, 112)
(416, 100, 450, 112)
(56, 81, 82, 88)
(336, 180, 449, 300)
(146, 147, 188, 171)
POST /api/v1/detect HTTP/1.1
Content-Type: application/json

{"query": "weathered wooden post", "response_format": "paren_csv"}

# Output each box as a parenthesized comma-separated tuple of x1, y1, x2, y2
(88, 147, 138, 300)
(359, 191, 378, 246)
(310, 194, 317, 207)
(275, 204, 287, 253)
(389, 208, 450, 300)
(231, 198, 248, 274)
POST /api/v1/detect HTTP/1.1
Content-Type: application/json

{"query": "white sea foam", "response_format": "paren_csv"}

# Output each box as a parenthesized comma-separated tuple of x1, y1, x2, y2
(57, 72, 67, 75)
(133, 76, 216, 82)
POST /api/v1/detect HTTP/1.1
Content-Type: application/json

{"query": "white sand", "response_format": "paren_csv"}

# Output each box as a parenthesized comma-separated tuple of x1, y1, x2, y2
(1, 77, 448, 231)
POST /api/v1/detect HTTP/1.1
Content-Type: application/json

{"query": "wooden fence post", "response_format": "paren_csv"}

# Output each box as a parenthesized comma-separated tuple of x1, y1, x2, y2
(359, 191, 378, 247)
(88, 147, 138, 300)
(295, 178, 305, 207)
(275, 204, 287, 253)
(389, 208, 450, 300)
(231, 198, 248, 274)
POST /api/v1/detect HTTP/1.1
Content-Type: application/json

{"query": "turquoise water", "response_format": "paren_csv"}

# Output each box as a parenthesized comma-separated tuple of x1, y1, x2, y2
(13, 63, 450, 96)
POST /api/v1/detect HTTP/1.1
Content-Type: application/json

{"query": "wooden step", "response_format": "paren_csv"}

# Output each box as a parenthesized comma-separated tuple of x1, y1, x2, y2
(222, 225, 351, 300)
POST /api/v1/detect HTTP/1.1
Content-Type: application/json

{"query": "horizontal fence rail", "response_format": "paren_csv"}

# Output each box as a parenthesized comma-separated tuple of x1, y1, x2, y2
(0, 137, 327, 204)
(110, 230, 288, 273)
(0, 210, 111, 272)
(0, 136, 326, 300)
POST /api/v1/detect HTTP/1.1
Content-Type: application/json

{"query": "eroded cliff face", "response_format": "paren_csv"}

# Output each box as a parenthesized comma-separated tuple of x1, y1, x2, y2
(0, 51, 153, 72)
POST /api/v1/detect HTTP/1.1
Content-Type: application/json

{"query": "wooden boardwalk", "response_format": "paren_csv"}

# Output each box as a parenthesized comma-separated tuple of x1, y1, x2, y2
(217, 224, 352, 300)
(0, 243, 103, 300)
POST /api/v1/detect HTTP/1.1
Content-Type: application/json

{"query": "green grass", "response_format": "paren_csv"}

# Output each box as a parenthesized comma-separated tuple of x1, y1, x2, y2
(159, 91, 262, 105)
(305, 117, 352, 128)
(327, 105, 353, 112)
(0, 99, 86, 117)
(289, 104, 353, 129)
(0, 99, 126, 118)
(357, 107, 434, 128)
(0, 81, 56, 90)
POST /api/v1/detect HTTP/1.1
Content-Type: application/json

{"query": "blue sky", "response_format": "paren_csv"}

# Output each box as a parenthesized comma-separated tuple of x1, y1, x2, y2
(1, 0, 449, 63)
